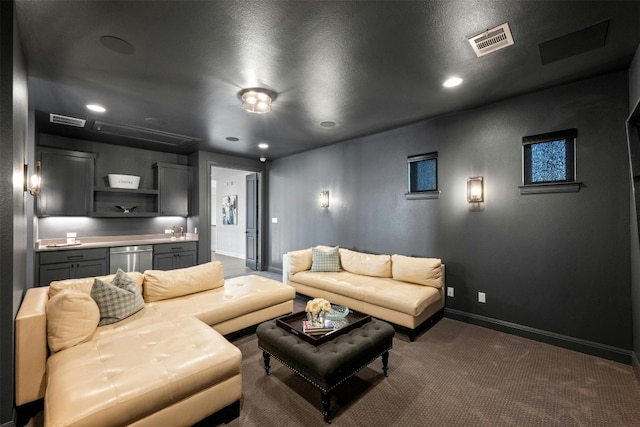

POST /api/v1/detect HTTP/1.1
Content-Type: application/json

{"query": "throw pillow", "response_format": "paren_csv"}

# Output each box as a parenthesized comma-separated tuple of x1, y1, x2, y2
(310, 246, 341, 272)
(46, 290, 100, 353)
(91, 269, 145, 326)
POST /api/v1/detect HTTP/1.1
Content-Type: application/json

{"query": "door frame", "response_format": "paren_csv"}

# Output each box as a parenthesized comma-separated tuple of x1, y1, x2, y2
(206, 161, 264, 271)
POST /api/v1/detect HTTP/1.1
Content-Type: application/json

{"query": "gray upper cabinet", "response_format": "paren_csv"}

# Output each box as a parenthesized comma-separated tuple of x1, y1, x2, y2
(37, 148, 95, 217)
(154, 163, 191, 216)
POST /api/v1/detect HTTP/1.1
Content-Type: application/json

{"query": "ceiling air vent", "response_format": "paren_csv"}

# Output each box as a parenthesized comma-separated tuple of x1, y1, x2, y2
(91, 120, 200, 148)
(468, 23, 514, 57)
(49, 113, 86, 128)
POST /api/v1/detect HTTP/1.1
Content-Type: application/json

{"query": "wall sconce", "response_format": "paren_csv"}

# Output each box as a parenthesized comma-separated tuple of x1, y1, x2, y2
(320, 190, 330, 208)
(24, 161, 41, 196)
(467, 176, 484, 203)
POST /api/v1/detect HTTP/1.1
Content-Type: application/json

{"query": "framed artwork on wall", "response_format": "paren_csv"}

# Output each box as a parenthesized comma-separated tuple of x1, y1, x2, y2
(222, 195, 238, 225)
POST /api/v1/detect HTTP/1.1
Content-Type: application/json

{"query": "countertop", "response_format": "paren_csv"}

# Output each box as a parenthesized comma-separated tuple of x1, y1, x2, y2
(36, 233, 199, 252)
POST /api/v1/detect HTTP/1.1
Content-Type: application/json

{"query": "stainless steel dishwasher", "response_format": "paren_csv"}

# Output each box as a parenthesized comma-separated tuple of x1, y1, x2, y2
(109, 245, 153, 274)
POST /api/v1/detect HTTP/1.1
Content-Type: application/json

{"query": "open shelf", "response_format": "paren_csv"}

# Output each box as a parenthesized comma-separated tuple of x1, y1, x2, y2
(92, 186, 159, 217)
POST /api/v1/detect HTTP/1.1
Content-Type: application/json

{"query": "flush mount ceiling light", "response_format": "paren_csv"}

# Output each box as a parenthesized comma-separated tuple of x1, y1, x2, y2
(443, 77, 463, 88)
(240, 88, 275, 114)
(86, 104, 106, 113)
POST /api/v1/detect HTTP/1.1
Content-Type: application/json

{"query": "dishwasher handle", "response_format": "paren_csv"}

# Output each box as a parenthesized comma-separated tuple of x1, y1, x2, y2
(110, 248, 153, 255)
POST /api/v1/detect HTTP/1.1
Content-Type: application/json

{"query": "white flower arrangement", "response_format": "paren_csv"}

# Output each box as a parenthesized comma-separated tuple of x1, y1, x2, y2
(305, 297, 331, 315)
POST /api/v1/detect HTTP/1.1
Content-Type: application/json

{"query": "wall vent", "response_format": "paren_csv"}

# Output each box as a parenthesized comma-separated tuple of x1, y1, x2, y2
(49, 113, 86, 128)
(91, 120, 200, 148)
(468, 23, 514, 57)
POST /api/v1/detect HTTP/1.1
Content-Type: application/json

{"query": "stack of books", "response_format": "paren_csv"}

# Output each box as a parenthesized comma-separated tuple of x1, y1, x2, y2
(302, 320, 335, 335)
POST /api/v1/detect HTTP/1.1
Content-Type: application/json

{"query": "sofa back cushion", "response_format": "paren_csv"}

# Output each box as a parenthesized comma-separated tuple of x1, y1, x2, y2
(143, 261, 224, 302)
(310, 246, 341, 272)
(340, 249, 392, 278)
(391, 254, 443, 288)
(46, 290, 100, 353)
(287, 248, 312, 274)
(49, 272, 144, 298)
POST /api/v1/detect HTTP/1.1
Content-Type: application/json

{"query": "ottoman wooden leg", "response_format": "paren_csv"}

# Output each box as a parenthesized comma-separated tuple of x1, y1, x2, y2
(262, 351, 271, 376)
(321, 391, 332, 424)
(382, 351, 389, 377)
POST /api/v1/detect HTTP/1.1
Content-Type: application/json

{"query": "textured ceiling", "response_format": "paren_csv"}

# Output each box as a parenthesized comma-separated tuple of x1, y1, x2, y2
(15, 1, 640, 160)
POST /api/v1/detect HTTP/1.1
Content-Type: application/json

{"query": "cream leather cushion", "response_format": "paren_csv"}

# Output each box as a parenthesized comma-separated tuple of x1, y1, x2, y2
(391, 254, 443, 288)
(49, 272, 144, 298)
(288, 248, 312, 274)
(46, 290, 100, 353)
(340, 248, 392, 278)
(143, 261, 224, 302)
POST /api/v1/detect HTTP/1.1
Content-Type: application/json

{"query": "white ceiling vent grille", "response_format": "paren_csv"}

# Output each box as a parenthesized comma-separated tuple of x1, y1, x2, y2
(468, 23, 514, 57)
(49, 113, 86, 128)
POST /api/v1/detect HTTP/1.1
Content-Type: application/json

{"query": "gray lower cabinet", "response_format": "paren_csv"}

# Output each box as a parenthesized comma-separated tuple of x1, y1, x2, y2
(38, 248, 108, 286)
(153, 242, 197, 270)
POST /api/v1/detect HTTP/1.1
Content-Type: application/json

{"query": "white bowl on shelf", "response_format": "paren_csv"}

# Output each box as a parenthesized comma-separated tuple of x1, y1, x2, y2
(107, 174, 140, 189)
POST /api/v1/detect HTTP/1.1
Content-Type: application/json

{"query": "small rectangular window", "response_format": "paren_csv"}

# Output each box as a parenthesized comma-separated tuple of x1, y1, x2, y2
(523, 129, 576, 185)
(408, 152, 437, 194)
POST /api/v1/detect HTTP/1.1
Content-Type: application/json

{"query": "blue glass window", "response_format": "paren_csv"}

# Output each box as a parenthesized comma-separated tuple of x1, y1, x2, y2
(408, 153, 437, 192)
(523, 129, 576, 185)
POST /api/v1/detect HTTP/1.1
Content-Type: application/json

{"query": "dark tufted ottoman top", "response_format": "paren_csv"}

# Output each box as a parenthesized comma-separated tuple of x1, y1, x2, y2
(256, 318, 394, 392)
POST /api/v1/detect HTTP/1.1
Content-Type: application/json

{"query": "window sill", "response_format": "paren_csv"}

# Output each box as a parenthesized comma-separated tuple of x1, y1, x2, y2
(405, 191, 440, 200)
(518, 182, 582, 195)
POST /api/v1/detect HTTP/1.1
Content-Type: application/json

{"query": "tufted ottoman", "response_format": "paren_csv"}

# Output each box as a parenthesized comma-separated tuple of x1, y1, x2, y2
(256, 318, 394, 423)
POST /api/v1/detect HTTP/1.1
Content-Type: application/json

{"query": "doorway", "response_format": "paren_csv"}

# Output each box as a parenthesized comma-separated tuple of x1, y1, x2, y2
(210, 166, 260, 277)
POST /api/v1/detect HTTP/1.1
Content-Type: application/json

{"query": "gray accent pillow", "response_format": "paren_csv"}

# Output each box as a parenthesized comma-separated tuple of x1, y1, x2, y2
(310, 246, 341, 272)
(91, 269, 145, 326)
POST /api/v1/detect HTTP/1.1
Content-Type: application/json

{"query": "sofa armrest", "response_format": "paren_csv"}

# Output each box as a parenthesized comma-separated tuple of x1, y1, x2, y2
(282, 254, 290, 284)
(15, 287, 49, 405)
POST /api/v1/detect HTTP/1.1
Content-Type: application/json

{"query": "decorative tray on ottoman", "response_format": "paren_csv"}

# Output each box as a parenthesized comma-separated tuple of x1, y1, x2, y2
(276, 309, 371, 346)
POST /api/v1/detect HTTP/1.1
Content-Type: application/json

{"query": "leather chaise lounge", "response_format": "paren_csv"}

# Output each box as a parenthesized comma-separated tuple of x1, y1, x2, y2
(15, 261, 295, 427)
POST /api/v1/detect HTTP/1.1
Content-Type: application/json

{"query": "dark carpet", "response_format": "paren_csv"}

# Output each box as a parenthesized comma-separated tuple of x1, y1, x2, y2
(228, 316, 640, 427)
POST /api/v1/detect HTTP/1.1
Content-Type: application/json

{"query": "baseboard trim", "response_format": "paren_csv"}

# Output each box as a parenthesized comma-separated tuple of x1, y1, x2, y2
(632, 351, 640, 384)
(213, 250, 244, 259)
(268, 266, 282, 275)
(444, 308, 632, 364)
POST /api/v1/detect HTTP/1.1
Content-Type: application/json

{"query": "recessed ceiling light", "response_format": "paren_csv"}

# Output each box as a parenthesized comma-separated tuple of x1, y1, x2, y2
(86, 104, 106, 113)
(320, 121, 336, 128)
(260, 157, 267, 163)
(443, 77, 463, 88)
(226, 137, 240, 142)
(258, 143, 269, 149)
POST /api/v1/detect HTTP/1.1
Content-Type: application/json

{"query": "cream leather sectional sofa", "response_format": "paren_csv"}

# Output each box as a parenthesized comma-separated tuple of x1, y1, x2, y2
(15, 262, 295, 427)
(283, 246, 444, 340)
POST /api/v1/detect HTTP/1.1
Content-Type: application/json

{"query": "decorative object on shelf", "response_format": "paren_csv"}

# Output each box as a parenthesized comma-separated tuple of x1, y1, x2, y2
(320, 190, 330, 208)
(305, 297, 331, 326)
(240, 88, 276, 114)
(222, 195, 237, 225)
(107, 174, 140, 189)
(467, 176, 484, 203)
(115, 205, 137, 213)
(24, 160, 42, 196)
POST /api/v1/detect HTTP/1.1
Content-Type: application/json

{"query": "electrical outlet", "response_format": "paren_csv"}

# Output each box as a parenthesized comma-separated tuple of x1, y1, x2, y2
(478, 292, 486, 303)
(447, 287, 454, 297)
(272, 217, 278, 223)
(165, 229, 172, 234)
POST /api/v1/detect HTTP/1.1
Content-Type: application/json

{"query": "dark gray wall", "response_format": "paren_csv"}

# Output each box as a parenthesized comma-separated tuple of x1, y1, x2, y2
(268, 71, 632, 357)
(628, 41, 640, 375)
(1, 1, 28, 424)
(37, 133, 189, 239)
